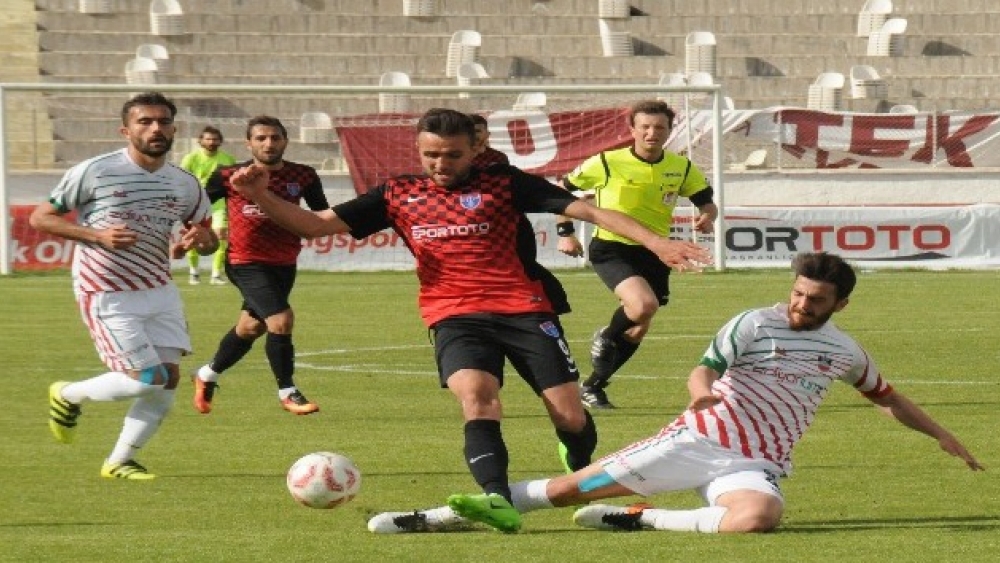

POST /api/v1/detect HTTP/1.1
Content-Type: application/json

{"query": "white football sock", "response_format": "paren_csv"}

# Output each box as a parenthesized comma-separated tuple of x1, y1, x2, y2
(642, 506, 727, 533)
(422, 506, 465, 526)
(278, 387, 296, 400)
(61, 371, 153, 403)
(107, 387, 175, 465)
(510, 479, 553, 513)
(196, 364, 220, 383)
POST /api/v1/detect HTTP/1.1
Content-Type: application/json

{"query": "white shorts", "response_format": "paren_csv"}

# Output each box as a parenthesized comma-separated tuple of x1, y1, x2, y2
(76, 284, 191, 372)
(600, 426, 785, 506)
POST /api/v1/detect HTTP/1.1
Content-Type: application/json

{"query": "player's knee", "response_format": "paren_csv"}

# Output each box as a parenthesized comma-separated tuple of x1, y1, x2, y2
(137, 364, 170, 385)
(720, 503, 782, 533)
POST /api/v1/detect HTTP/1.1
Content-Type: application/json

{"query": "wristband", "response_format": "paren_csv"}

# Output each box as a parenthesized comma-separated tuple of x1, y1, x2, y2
(556, 221, 575, 237)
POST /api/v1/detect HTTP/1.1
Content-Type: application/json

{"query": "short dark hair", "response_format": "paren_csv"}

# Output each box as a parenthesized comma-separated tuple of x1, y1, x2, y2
(629, 99, 675, 128)
(200, 125, 223, 141)
(121, 92, 177, 125)
(469, 114, 488, 128)
(246, 115, 287, 140)
(791, 252, 857, 300)
(417, 108, 476, 145)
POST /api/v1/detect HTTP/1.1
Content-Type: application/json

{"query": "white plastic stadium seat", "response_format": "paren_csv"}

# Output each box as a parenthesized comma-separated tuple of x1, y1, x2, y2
(136, 44, 171, 74)
(598, 0, 630, 19)
(656, 72, 687, 108)
(403, 0, 438, 17)
(729, 148, 767, 171)
(807, 72, 845, 111)
(379, 71, 412, 113)
(512, 92, 546, 111)
(685, 31, 717, 78)
(849, 65, 887, 99)
(889, 104, 919, 114)
(598, 19, 633, 57)
(445, 30, 482, 78)
(79, 0, 112, 14)
(456, 63, 489, 99)
(856, 0, 892, 37)
(299, 112, 335, 144)
(867, 17, 907, 56)
(125, 57, 159, 85)
(150, 0, 185, 36)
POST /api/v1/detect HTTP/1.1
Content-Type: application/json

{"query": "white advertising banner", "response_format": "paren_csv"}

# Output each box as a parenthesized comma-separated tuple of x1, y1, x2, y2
(284, 204, 1000, 272)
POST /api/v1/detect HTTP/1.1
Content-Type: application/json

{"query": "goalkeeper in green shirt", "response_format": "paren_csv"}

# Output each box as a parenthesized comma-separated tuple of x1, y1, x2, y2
(180, 126, 237, 285)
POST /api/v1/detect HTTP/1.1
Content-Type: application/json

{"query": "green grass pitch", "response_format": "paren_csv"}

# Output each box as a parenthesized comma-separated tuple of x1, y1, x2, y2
(1, 268, 997, 562)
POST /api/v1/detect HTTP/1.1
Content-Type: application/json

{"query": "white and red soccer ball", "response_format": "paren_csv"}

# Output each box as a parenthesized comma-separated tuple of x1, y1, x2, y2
(286, 452, 361, 509)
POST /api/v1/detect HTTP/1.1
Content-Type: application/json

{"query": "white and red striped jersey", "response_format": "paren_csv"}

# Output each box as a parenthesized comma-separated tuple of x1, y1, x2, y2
(48, 148, 211, 293)
(668, 303, 893, 475)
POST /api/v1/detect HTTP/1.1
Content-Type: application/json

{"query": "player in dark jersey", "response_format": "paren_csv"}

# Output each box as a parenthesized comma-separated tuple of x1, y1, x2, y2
(192, 116, 330, 416)
(226, 109, 711, 533)
(471, 113, 570, 315)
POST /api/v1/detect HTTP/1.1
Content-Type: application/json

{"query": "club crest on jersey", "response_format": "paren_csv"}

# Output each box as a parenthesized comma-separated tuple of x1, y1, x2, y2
(817, 354, 833, 372)
(286, 183, 301, 196)
(539, 321, 561, 338)
(460, 192, 482, 210)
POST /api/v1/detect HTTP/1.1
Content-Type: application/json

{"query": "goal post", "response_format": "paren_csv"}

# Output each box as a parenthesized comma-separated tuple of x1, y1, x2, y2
(0, 82, 726, 275)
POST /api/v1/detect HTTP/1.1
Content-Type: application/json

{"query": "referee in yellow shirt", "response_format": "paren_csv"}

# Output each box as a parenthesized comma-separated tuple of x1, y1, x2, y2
(557, 100, 718, 409)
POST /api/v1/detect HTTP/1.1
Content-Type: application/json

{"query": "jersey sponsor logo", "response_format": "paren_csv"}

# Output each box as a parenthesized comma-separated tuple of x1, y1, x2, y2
(539, 320, 561, 338)
(460, 192, 482, 210)
(406, 195, 426, 203)
(286, 183, 301, 196)
(112, 190, 128, 198)
(661, 192, 678, 205)
(241, 203, 266, 217)
(410, 222, 490, 240)
(103, 209, 176, 227)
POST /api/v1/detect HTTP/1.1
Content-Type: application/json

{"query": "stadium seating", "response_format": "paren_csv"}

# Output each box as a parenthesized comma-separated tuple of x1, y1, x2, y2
(856, 0, 893, 37)
(598, 18, 633, 57)
(456, 62, 489, 99)
(685, 31, 717, 78)
(378, 71, 412, 113)
(13, 0, 1000, 170)
(149, 0, 185, 36)
(807, 72, 845, 111)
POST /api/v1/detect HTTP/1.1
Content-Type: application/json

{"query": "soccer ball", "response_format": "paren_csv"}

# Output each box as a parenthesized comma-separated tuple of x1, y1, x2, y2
(286, 452, 361, 509)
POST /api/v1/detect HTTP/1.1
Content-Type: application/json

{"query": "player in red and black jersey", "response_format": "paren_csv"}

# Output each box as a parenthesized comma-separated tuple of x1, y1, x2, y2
(471, 113, 570, 315)
(193, 116, 330, 416)
(226, 109, 711, 532)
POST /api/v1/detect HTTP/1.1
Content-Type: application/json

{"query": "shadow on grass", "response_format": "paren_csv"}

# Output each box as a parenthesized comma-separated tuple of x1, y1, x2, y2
(783, 515, 1000, 533)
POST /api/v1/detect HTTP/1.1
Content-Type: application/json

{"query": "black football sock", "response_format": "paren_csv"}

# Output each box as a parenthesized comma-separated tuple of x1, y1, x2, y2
(604, 306, 639, 340)
(265, 332, 295, 390)
(611, 338, 641, 373)
(556, 411, 597, 471)
(209, 327, 254, 373)
(463, 419, 511, 502)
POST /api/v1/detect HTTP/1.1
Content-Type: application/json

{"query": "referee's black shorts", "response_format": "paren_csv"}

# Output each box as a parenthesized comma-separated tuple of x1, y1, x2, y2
(225, 263, 297, 320)
(432, 312, 580, 394)
(588, 238, 671, 306)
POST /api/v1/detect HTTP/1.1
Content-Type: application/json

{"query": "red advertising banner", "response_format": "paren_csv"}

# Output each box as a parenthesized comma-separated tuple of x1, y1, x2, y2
(10, 205, 76, 270)
(335, 107, 630, 194)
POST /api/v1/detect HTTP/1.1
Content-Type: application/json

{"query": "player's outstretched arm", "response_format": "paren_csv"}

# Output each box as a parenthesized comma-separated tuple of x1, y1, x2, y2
(229, 164, 350, 239)
(562, 199, 711, 271)
(869, 390, 985, 471)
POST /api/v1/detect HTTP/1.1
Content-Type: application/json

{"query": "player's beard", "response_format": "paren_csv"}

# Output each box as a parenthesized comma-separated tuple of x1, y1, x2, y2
(137, 136, 174, 158)
(787, 305, 833, 331)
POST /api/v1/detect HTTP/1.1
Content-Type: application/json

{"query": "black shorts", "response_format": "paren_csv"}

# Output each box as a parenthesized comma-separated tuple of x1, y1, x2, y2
(225, 263, 297, 321)
(432, 313, 581, 394)
(588, 238, 671, 306)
